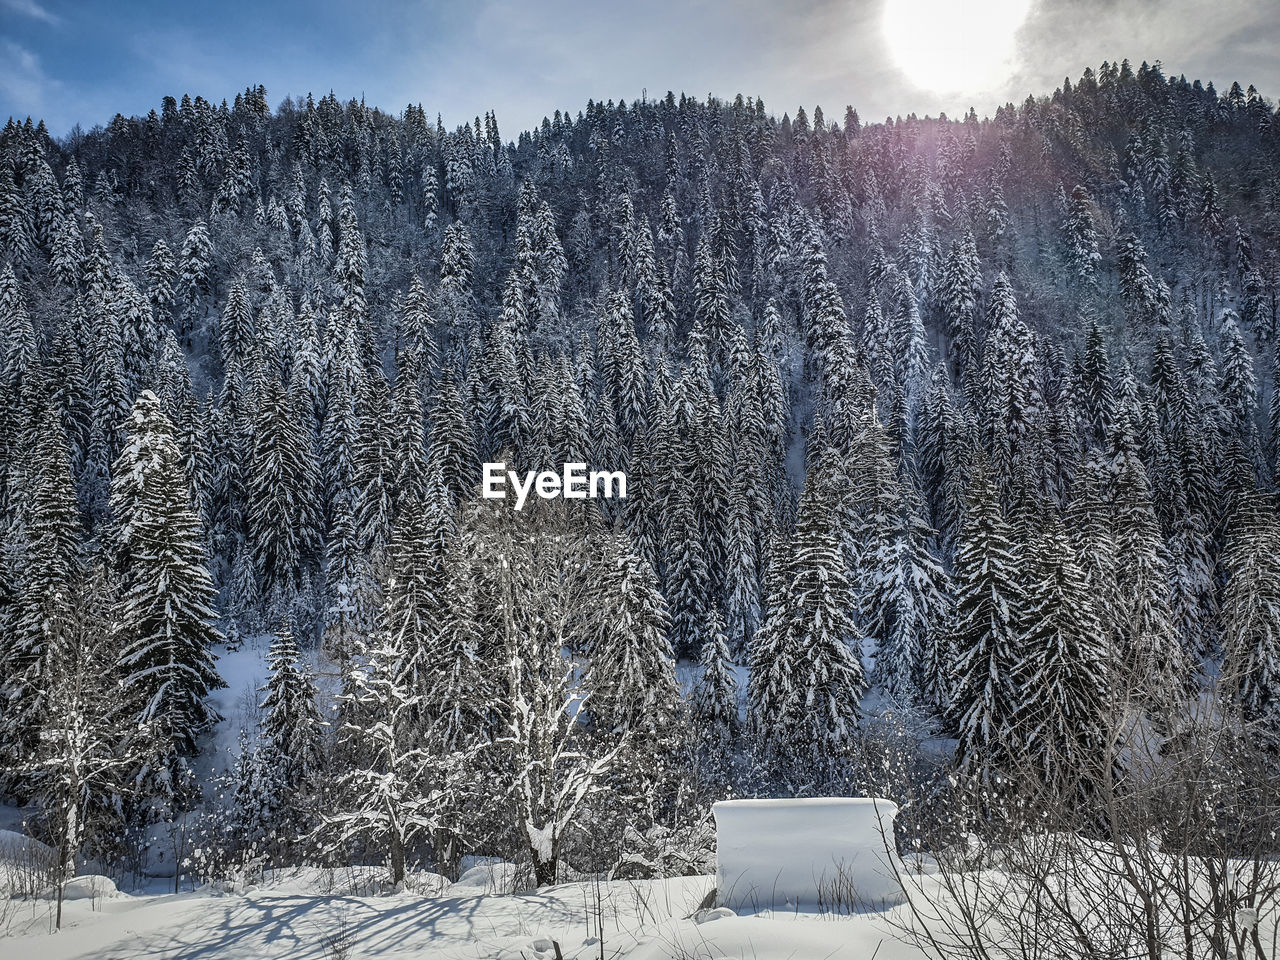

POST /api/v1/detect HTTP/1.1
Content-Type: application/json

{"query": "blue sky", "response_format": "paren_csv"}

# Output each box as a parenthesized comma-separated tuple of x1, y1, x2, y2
(3, 0, 1279, 139)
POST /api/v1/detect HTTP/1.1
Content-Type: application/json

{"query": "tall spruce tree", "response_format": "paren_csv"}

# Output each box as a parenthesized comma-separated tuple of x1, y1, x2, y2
(948, 458, 1022, 785)
(259, 630, 324, 800)
(1013, 513, 1115, 808)
(1220, 496, 1280, 733)
(111, 391, 223, 804)
(587, 542, 679, 738)
(748, 463, 866, 770)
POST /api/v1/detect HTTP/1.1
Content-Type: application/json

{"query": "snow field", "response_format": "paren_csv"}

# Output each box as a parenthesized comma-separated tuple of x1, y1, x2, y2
(1, 793, 932, 960)
(1, 869, 929, 959)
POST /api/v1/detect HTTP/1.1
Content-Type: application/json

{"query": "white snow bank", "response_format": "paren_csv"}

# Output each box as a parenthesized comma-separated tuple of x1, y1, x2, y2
(0, 828, 57, 897)
(37, 875, 119, 901)
(629, 911, 925, 960)
(256, 864, 441, 897)
(713, 797, 905, 911)
(450, 859, 521, 895)
(0, 869, 934, 960)
(0, 828, 54, 858)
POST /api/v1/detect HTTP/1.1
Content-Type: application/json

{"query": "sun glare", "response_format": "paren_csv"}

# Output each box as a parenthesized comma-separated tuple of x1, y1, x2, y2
(882, 0, 1032, 97)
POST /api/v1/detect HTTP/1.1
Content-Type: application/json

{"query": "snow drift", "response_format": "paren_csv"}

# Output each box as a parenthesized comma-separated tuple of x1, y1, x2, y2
(37, 875, 119, 901)
(713, 797, 905, 911)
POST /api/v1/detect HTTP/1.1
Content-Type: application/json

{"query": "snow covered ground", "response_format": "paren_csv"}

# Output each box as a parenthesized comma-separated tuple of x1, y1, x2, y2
(1, 867, 927, 959)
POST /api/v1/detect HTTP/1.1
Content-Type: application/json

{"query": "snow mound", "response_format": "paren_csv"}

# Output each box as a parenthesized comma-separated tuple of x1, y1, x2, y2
(693, 906, 736, 924)
(0, 829, 57, 897)
(37, 875, 119, 901)
(713, 797, 905, 911)
(0, 828, 54, 860)
(259, 865, 447, 897)
(450, 859, 521, 895)
(630, 913, 903, 960)
(527, 938, 561, 958)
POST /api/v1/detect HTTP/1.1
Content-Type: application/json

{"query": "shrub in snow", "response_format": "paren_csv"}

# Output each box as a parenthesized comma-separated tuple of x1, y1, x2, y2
(712, 797, 905, 911)
(610, 816, 716, 880)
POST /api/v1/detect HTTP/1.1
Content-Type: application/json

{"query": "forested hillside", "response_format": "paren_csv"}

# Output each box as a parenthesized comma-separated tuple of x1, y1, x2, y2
(2, 60, 1280, 890)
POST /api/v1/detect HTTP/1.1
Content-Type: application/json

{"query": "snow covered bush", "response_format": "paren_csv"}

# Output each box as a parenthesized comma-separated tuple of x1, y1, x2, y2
(609, 817, 716, 880)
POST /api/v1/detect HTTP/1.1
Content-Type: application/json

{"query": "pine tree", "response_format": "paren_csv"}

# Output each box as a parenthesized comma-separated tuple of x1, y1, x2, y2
(1075, 319, 1114, 448)
(400, 275, 440, 372)
(1116, 232, 1169, 328)
(248, 375, 321, 599)
(866, 485, 951, 706)
(320, 338, 363, 517)
(723, 471, 761, 656)
(939, 230, 981, 370)
(50, 214, 84, 290)
(1108, 418, 1189, 707)
(587, 542, 679, 738)
(893, 273, 930, 399)
(423, 521, 489, 750)
(428, 374, 478, 500)
(0, 163, 34, 273)
(378, 486, 449, 692)
(948, 459, 1022, 787)
(1219, 312, 1258, 460)
(1012, 513, 1114, 808)
(220, 277, 254, 372)
(412, 518, 489, 880)
(917, 364, 954, 526)
(693, 608, 739, 741)
(982, 273, 1041, 489)
(258, 630, 324, 799)
(1062, 185, 1101, 287)
(440, 221, 474, 299)
(179, 219, 213, 321)
(1, 403, 82, 772)
(1220, 496, 1280, 733)
(663, 482, 712, 659)
(334, 185, 372, 364)
(597, 290, 647, 439)
(146, 240, 177, 319)
(223, 730, 273, 866)
(799, 224, 853, 384)
(749, 465, 866, 769)
(111, 392, 223, 805)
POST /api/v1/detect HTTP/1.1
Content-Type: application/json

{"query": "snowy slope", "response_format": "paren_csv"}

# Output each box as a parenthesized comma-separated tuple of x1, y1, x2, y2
(198, 634, 337, 779)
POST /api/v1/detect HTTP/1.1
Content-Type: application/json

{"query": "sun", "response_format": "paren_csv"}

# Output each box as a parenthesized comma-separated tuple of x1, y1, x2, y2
(882, 0, 1032, 97)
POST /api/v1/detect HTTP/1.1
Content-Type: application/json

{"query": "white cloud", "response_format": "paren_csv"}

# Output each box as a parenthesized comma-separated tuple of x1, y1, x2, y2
(1, 0, 61, 26)
(1009, 0, 1280, 101)
(0, 40, 50, 117)
(0, 39, 89, 131)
